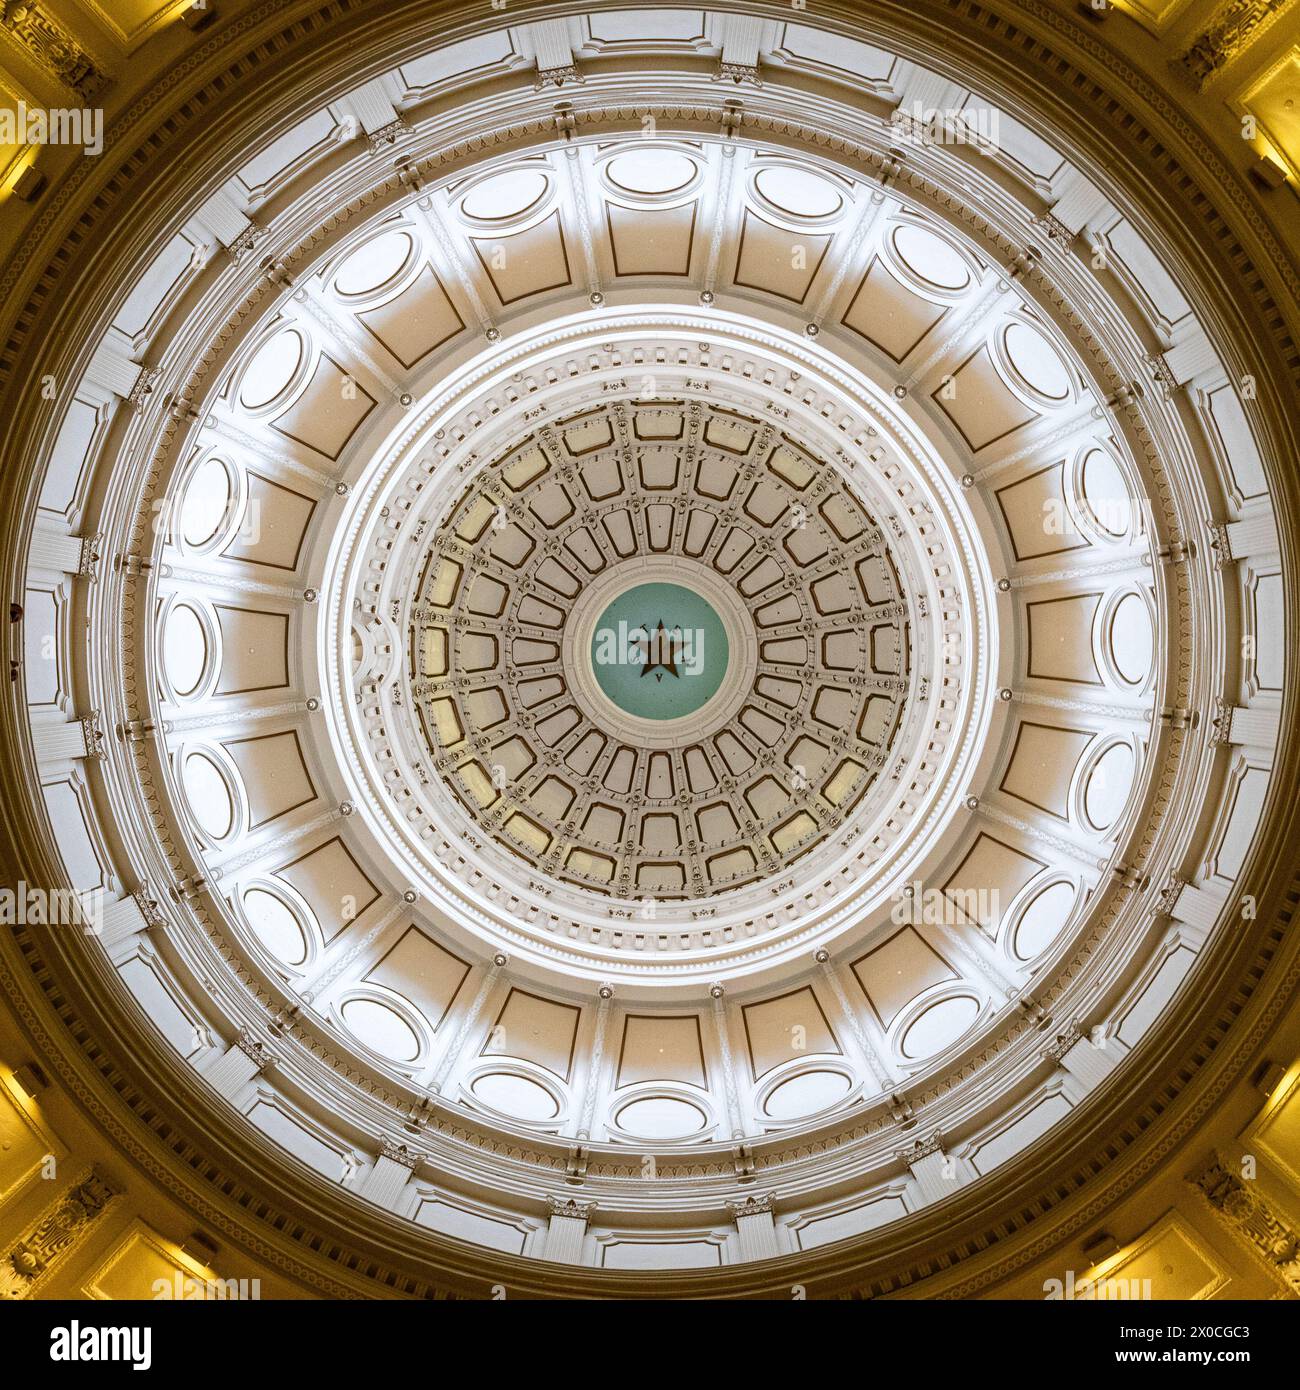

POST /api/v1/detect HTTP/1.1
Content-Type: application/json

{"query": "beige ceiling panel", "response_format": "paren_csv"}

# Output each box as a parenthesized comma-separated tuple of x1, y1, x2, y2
(246, 1099, 348, 1179)
(221, 472, 316, 572)
(0, 73, 36, 193)
(641, 812, 681, 851)
(357, 266, 464, 367)
(277, 837, 381, 943)
(633, 406, 685, 439)
(234, 110, 337, 200)
(607, 201, 698, 276)
(969, 1092, 1072, 1174)
(1252, 572, 1284, 691)
(1200, 383, 1268, 501)
(270, 355, 376, 461)
(1240, 46, 1300, 181)
(79, 1, 192, 51)
(1247, 1069, 1300, 1190)
(413, 1199, 527, 1255)
(365, 925, 470, 1028)
(214, 606, 289, 695)
(1026, 593, 1103, 684)
(853, 927, 958, 1027)
(224, 730, 316, 829)
(616, 1014, 708, 1087)
(472, 212, 572, 303)
(843, 257, 948, 361)
(733, 211, 832, 303)
(483, 989, 581, 1079)
(1207, 763, 1270, 884)
(42, 778, 107, 892)
(942, 832, 1046, 932)
(562, 412, 615, 455)
(1000, 721, 1093, 820)
(0, 1081, 48, 1204)
(81, 1223, 213, 1302)
(585, 9, 709, 44)
(794, 1193, 910, 1250)
(528, 775, 575, 822)
(776, 22, 896, 81)
(600, 1240, 721, 1270)
(743, 986, 840, 1077)
(703, 412, 756, 453)
(995, 461, 1091, 561)
(1105, 218, 1191, 328)
(1087, 1212, 1229, 1299)
(399, 31, 518, 92)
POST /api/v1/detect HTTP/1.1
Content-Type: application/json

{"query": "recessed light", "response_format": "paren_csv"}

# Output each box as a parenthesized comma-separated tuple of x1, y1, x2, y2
(11, 1062, 48, 1099)
(1254, 1060, 1287, 1095)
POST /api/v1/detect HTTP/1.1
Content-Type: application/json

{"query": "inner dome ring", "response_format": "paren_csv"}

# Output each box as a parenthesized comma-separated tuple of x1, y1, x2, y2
(321, 308, 998, 988)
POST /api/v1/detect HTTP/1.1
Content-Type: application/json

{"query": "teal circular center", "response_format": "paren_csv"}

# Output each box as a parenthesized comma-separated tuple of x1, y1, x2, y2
(590, 582, 729, 721)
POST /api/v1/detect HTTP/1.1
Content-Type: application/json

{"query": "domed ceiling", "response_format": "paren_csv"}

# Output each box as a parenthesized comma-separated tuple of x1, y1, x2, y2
(3, 1, 1293, 1289)
(406, 397, 911, 900)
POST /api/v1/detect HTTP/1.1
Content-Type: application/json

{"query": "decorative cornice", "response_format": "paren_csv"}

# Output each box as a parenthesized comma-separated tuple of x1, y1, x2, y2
(1189, 1154, 1300, 1293)
(1180, 0, 1289, 87)
(0, 1170, 117, 1299)
(0, 2, 107, 99)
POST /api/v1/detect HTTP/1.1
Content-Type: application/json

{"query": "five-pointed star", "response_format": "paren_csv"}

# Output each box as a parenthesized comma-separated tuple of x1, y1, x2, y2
(638, 620, 682, 681)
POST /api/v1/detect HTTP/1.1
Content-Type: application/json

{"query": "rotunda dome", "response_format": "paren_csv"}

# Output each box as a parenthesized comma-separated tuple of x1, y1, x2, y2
(0, 0, 1297, 1301)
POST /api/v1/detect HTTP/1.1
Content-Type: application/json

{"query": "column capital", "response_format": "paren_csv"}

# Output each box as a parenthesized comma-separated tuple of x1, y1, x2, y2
(234, 1026, 277, 1071)
(547, 1194, 596, 1223)
(1042, 1021, 1084, 1064)
(1156, 873, 1187, 917)
(901, 1130, 944, 1164)
(379, 1138, 422, 1171)
(726, 1190, 775, 1219)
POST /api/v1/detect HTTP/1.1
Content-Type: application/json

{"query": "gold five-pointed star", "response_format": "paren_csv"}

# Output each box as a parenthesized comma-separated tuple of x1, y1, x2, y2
(638, 620, 682, 681)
